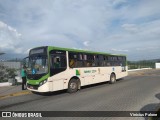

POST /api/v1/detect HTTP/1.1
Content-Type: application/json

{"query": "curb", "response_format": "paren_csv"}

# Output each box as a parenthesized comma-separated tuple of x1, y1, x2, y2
(0, 90, 32, 100)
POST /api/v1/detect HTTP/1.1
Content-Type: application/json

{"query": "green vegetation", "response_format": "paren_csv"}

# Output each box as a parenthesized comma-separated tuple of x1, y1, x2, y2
(0, 64, 8, 82)
(0, 63, 17, 83)
(128, 60, 155, 69)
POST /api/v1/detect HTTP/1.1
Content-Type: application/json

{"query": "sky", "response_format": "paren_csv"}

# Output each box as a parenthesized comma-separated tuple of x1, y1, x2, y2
(0, 0, 160, 60)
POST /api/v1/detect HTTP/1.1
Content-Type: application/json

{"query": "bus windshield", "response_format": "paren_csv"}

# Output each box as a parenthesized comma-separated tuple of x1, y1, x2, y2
(27, 55, 48, 75)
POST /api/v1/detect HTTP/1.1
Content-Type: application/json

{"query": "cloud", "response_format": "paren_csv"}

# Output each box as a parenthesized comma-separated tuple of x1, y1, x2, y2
(121, 24, 139, 33)
(0, 0, 160, 60)
(0, 21, 23, 54)
(110, 48, 129, 52)
(0, 21, 7, 28)
(83, 41, 90, 47)
(111, 0, 127, 8)
(136, 46, 160, 51)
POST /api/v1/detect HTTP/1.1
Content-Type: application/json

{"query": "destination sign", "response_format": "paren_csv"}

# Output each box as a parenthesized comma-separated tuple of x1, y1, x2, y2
(30, 48, 45, 55)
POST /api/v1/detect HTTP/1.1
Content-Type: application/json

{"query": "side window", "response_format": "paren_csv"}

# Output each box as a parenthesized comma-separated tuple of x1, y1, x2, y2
(106, 56, 110, 66)
(122, 56, 126, 66)
(77, 54, 84, 67)
(84, 54, 94, 67)
(69, 52, 96, 68)
(92, 54, 105, 67)
(99, 55, 105, 67)
(118, 56, 123, 66)
(113, 57, 118, 66)
(50, 55, 66, 69)
(108, 56, 114, 66)
(69, 52, 78, 68)
(92, 55, 96, 67)
(95, 55, 99, 66)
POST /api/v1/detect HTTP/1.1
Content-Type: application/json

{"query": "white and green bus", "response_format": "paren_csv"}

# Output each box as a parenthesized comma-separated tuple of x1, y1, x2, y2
(25, 46, 127, 93)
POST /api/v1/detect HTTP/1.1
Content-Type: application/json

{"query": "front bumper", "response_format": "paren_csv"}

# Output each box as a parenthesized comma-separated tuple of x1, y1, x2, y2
(27, 82, 50, 92)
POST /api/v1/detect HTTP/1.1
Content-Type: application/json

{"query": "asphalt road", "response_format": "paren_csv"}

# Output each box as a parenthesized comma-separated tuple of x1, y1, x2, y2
(0, 69, 160, 120)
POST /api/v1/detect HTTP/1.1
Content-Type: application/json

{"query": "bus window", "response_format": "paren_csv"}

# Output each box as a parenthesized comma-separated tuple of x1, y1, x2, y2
(50, 54, 67, 76)
(53, 57, 60, 68)
(70, 59, 76, 68)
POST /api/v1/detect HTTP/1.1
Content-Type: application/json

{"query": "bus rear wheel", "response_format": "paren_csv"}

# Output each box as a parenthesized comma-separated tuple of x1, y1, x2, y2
(109, 73, 116, 84)
(68, 79, 78, 93)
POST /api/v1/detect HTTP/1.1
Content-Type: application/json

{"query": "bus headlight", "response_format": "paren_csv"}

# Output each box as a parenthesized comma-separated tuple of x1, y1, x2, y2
(39, 79, 47, 86)
(43, 80, 47, 84)
(39, 82, 43, 86)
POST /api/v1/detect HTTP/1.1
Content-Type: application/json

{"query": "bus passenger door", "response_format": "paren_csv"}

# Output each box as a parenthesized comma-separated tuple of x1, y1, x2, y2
(50, 51, 67, 91)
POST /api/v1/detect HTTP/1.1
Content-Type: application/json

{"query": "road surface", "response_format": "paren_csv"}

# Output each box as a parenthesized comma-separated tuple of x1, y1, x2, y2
(0, 69, 160, 120)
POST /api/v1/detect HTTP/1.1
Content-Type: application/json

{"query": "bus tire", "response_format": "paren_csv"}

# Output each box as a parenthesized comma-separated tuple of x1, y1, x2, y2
(109, 73, 116, 84)
(68, 79, 78, 93)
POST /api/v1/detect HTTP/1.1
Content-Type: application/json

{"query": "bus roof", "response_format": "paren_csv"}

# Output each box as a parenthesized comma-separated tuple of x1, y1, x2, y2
(31, 46, 126, 57)
(46, 46, 126, 57)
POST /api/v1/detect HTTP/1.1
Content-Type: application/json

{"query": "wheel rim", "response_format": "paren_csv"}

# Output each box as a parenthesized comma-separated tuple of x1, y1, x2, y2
(70, 82, 77, 90)
(111, 75, 115, 82)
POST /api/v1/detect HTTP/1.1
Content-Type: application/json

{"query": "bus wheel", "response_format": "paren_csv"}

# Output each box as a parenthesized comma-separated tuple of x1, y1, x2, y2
(68, 79, 78, 93)
(109, 73, 116, 84)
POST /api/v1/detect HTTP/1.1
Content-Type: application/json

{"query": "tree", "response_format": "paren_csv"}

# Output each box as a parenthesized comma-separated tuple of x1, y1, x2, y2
(0, 63, 17, 83)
